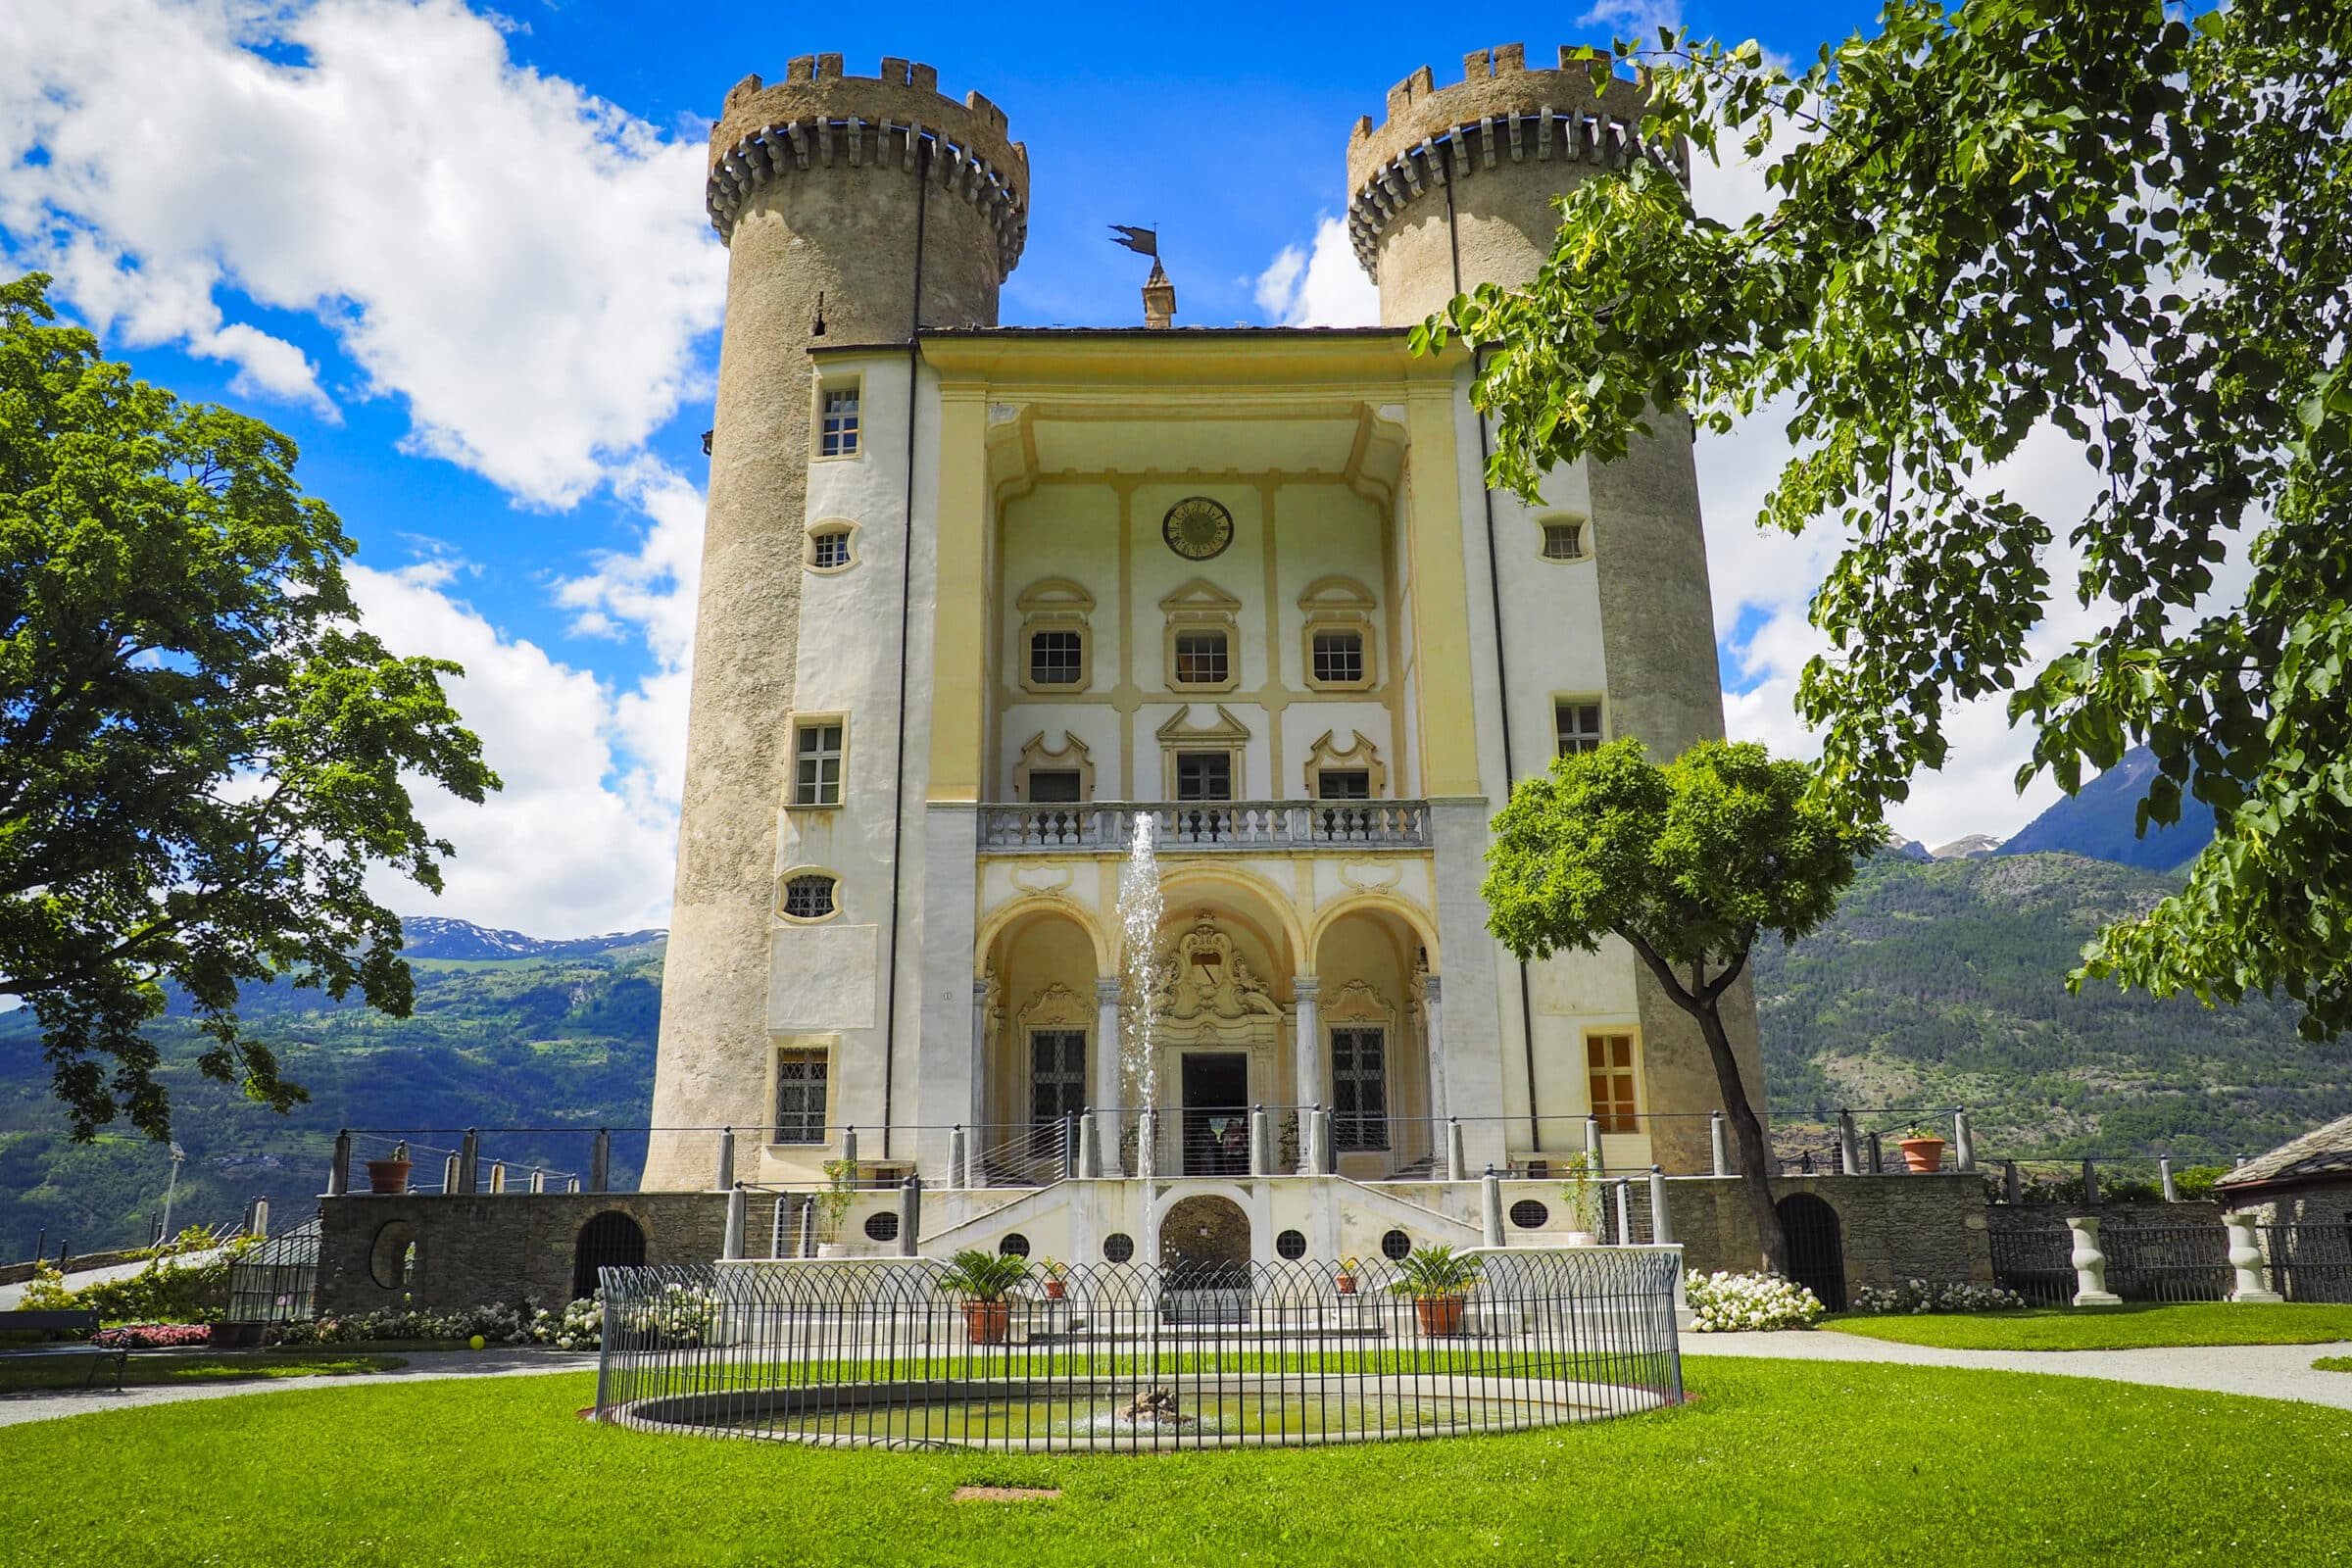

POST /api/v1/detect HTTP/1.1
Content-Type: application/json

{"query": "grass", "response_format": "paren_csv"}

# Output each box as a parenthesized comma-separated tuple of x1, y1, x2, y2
(2, 1358, 2348, 1566)
(2318, 1355, 2352, 1373)
(0, 1351, 404, 1395)
(1822, 1300, 2352, 1350)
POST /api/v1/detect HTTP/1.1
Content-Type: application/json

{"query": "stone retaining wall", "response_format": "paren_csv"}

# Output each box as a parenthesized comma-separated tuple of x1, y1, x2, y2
(1667, 1174, 1993, 1291)
(316, 1193, 730, 1315)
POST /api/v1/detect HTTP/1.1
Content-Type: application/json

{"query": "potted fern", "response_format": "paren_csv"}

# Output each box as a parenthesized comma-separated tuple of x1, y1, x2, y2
(1560, 1152, 1602, 1245)
(936, 1248, 1030, 1344)
(1389, 1245, 1482, 1337)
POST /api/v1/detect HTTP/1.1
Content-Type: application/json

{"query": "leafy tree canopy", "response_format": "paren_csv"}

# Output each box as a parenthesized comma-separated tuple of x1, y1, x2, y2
(1419, 0, 2352, 1035)
(0, 271, 499, 1140)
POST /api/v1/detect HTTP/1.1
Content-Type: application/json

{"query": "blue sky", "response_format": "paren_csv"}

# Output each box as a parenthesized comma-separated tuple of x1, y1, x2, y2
(1, 0, 2075, 936)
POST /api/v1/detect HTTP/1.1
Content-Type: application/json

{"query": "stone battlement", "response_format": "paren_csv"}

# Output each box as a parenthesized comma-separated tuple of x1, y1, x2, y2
(706, 54, 1029, 277)
(1344, 44, 1678, 281)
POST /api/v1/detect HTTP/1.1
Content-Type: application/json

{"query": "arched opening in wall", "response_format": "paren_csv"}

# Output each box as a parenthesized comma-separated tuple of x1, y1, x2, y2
(572, 1211, 647, 1300)
(368, 1222, 416, 1291)
(1158, 1194, 1250, 1293)
(1775, 1194, 1846, 1311)
(1146, 874, 1298, 1177)
(1312, 906, 1436, 1179)
(981, 907, 1102, 1182)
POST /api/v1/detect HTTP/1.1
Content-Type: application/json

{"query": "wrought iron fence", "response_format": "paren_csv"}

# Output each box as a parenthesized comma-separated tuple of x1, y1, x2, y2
(1991, 1224, 2234, 1305)
(2266, 1223, 2352, 1303)
(594, 1250, 1683, 1451)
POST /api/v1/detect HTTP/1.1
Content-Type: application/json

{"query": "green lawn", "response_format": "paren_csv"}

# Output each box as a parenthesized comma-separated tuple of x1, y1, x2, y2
(2318, 1355, 2352, 1373)
(0, 1351, 403, 1395)
(1822, 1301, 2352, 1350)
(2, 1359, 2348, 1566)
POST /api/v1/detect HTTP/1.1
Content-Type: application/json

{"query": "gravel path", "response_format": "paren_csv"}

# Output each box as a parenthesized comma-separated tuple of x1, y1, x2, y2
(0, 1348, 597, 1429)
(1683, 1328, 2352, 1410)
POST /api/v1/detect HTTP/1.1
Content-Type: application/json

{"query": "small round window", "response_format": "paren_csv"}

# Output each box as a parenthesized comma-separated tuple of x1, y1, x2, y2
(999, 1233, 1031, 1258)
(1509, 1200, 1550, 1230)
(368, 1222, 416, 1290)
(863, 1211, 900, 1243)
(1379, 1228, 1412, 1261)
(1102, 1232, 1135, 1263)
(1274, 1229, 1307, 1260)
(781, 873, 837, 920)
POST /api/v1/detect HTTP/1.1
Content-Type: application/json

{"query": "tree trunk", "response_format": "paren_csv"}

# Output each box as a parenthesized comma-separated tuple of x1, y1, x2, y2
(1687, 995, 1789, 1277)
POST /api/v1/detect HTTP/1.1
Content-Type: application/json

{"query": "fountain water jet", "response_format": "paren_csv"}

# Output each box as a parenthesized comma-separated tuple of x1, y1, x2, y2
(1117, 812, 1165, 1181)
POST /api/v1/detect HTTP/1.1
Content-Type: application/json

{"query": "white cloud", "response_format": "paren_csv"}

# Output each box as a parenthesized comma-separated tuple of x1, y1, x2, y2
(0, 0, 726, 506)
(1253, 216, 1379, 327)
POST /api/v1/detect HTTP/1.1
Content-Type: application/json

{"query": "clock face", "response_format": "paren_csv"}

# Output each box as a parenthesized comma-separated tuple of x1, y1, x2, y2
(1162, 496, 1234, 562)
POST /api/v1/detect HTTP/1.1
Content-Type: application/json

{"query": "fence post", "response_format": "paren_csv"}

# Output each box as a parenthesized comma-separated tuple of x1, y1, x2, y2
(899, 1177, 921, 1258)
(1064, 1111, 1083, 1178)
(1838, 1111, 1861, 1176)
(841, 1126, 858, 1176)
(441, 1152, 461, 1194)
(1867, 1132, 1885, 1174)
(797, 1200, 816, 1259)
(2065, 1215, 2121, 1306)
(459, 1128, 479, 1195)
(2003, 1159, 2022, 1205)
(1648, 1165, 1675, 1246)
(2222, 1211, 2282, 1303)
(1585, 1116, 1606, 1177)
(1250, 1105, 1272, 1177)
(1318, 1107, 1338, 1175)
(327, 1130, 351, 1197)
(949, 1125, 970, 1184)
(529, 1167, 546, 1195)
(489, 1161, 508, 1195)
(2159, 1155, 2178, 1202)
(2082, 1158, 2099, 1206)
(30, 1229, 42, 1268)
(590, 1130, 612, 1194)
(567, 1176, 580, 1195)
(1709, 1111, 1730, 1177)
(1075, 1113, 1100, 1179)
(1446, 1118, 1468, 1184)
(1480, 1167, 1504, 1249)
(771, 1196, 789, 1258)
(251, 1200, 270, 1240)
(721, 1186, 747, 1261)
(1951, 1109, 1976, 1173)
(713, 1126, 737, 1192)
(962, 1126, 984, 1192)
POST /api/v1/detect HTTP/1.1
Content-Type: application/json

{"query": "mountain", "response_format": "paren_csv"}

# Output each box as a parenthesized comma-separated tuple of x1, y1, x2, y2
(1997, 746, 2218, 869)
(1928, 833, 2004, 860)
(397, 916, 667, 961)
(1753, 853, 2352, 1160)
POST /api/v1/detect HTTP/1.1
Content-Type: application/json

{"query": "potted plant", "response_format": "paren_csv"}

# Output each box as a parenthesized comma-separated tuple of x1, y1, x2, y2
(1389, 1245, 1482, 1337)
(1897, 1125, 1947, 1174)
(815, 1159, 858, 1256)
(1038, 1258, 1069, 1300)
(1334, 1256, 1363, 1296)
(936, 1249, 1030, 1344)
(1560, 1151, 1602, 1245)
(367, 1141, 415, 1195)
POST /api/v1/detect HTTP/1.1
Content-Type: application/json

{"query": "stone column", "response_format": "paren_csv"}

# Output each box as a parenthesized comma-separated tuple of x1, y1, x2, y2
(1294, 977, 1322, 1175)
(1095, 977, 1125, 1178)
(970, 980, 992, 1139)
(2224, 1211, 2282, 1303)
(1421, 973, 1449, 1131)
(2066, 1215, 2122, 1306)
(1481, 1168, 1505, 1248)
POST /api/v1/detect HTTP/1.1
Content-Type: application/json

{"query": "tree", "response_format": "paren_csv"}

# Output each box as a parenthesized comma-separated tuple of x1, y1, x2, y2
(1483, 739, 1879, 1272)
(0, 272, 500, 1140)
(1419, 0, 2352, 1035)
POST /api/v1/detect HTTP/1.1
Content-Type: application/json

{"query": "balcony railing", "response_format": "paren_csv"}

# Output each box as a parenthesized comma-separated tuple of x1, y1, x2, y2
(976, 800, 1433, 853)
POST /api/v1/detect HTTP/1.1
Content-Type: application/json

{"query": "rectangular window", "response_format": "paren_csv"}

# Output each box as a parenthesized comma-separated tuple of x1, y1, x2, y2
(1172, 629, 1229, 687)
(1542, 521, 1585, 561)
(774, 1050, 829, 1144)
(1029, 1030, 1087, 1128)
(1311, 629, 1365, 685)
(1314, 770, 1371, 801)
(1331, 1028, 1390, 1151)
(1175, 752, 1233, 802)
(1555, 700, 1604, 757)
(1588, 1034, 1638, 1134)
(793, 720, 844, 807)
(810, 531, 851, 569)
(1029, 629, 1083, 686)
(818, 385, 860, 457)
(1027, 769, 1083, 804)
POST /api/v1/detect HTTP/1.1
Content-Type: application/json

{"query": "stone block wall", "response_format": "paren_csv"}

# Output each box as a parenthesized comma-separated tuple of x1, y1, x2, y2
(317, 1193, 729, 1315)
(1667, 1174, 1993, 1291)
(1984, 1200, 2222, 1238)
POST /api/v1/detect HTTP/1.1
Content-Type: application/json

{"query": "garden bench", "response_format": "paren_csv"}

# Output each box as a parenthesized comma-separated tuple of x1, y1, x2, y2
(0, 1309, 128, 1391)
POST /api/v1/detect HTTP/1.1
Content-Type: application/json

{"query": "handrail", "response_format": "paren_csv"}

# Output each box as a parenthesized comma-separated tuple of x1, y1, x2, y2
(977, 800, 1433, 852)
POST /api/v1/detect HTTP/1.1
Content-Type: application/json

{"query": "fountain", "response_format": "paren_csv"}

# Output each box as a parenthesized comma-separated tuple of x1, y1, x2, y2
(1117, 811, 1164, 1181)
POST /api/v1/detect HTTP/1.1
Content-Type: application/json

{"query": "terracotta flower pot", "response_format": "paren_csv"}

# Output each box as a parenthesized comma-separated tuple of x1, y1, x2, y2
(365, 1159, 414, 1195)
(963, 1300, 1013, 1344)
(1335, 1274, 1358, 1296)
(1898, 1137, 1947, 1174)
(1043, 1279, 1067, 1300)
(1414, 1296, 1467, 1337)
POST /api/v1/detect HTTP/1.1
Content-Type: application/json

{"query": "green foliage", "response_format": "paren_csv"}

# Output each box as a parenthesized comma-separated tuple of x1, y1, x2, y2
(1825, 1301, 2352, 1350)
(932, 1249, 1032, 1302)
(1385, 1245, 1484, 1299)
(19, 1234, 249, 1325)
(1422, 0, 2352, 1038)
(0, 271, 501, 1142)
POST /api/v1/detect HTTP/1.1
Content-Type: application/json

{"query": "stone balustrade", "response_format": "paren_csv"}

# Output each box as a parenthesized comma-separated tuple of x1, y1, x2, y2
(976, 800, 1434, 854)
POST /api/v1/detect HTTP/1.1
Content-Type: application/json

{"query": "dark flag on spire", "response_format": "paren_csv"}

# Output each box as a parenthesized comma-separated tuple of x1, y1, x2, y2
(1108, 224, 1158, 258)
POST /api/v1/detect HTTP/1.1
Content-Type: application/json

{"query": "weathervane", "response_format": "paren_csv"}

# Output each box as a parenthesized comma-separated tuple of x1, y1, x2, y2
(1110, 224, 1176, 329)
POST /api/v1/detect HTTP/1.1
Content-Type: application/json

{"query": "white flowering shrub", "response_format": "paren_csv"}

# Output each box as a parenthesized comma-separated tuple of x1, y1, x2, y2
(1684, 1270, 1825, 1332)
(1848, 1279, 2028, 1315)
(528, 1296, 604, 1349)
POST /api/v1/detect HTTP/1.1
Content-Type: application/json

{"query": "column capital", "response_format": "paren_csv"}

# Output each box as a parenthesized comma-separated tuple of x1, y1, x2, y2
(972, 979, 993, 1001)
(1096, 976, 1123, 1004)
(1293, 975, 1321, 1000)
(1420, 973, 1443, 1004)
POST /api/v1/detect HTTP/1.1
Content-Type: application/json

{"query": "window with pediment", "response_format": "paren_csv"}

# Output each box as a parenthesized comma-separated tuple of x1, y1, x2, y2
(1298, 576, 1377, 693)
(1016, 577, 1096, 695)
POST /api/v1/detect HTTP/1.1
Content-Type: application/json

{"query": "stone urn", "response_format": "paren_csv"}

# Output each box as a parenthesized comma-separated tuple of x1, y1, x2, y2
(365, 1158, 414, 1195)
(962, 1300, 1013, 1344)
(1897, 1137, 1946, 1173)
(1413, 1296, 1468, 1337)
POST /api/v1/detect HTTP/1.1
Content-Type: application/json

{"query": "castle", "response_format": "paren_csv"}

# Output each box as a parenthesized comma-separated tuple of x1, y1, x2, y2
(638, 45, 1763, 1263)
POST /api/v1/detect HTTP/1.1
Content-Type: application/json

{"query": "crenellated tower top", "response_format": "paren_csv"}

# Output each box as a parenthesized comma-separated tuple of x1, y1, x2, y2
(1344, 45, 1683, 284)
(706, 54, 1030, 279)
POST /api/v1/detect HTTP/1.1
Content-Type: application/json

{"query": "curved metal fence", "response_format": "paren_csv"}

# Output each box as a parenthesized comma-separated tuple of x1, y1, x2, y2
(594, 1250, 1683, 1450)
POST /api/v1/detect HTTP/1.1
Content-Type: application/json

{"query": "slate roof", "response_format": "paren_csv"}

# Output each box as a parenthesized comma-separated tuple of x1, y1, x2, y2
(2216, 1112, 2352, 1190)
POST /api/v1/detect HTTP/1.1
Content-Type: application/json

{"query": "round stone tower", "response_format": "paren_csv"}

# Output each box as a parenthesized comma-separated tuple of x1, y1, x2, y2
(1347, 46, 1757, 1173)
(646, 56, 1028, 1190)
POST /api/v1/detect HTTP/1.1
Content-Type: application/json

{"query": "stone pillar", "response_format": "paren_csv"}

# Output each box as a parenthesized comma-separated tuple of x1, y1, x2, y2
(1480, 1168, 1504, 1248)
(713, 1127, 737, 1192)
(1077, 1112, 1102, 1178)
(961, 1127, 985, 1192)
(1838, 1111, 1861, 1176)
(899, 1177, 922, 1259)
(970, 980, 993, 1139)
(1952, 1109, 1976, 1173)
(1250, 1105, 1272, 1177)
(1648, 1166, 1675, 1247)
(2082, 1158, 2100, 1205)
(590, 1130, 612, 1194)
(529, 1168, 547, 1195)
(459, 1129, 479, 1196)
(770, 1195, 790, 1257)
(1137, 1108, 1160, 1181)
(948, 1126, 969, 1186)
(2160, 1156, 2179, 1202)
(489, 1161, 508, 1195)
(441, 1153, 461, 1194)
(1709, 1111, 1730, 1178)
(1614, 1179, 1635, 1247)
(251, 1200, 270, 1240)
(2224, 1211, 2282, 1303)
(2003, 1160, 2023, 1205)
(1294, 978, 1322, 1175)
(840, 1126, 859, 1177)
(1446, 1119, 1467, 1184)
(327, 1131, 350, 1197)
(1421, 974, 1448, 1128)
(721, 1186, 747, 1261)
(1095, 977, 1125, 1178)
(2066, 1215, 2122, 1306)
(1585, 1116, 1606, 1178)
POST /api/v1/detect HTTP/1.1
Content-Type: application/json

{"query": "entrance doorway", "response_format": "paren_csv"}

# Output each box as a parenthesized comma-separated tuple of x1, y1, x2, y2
(1775, 1193, 1846, 1311)
(572, 1211, 647, 1299)
(1181, 1053, 1250, 1176)
(1158, 1194, 1250, 1314)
